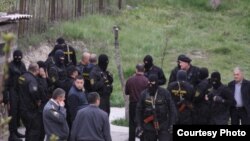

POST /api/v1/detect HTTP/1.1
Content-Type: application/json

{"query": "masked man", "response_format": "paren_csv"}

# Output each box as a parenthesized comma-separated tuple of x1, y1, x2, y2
(136, 74, 176, 141)
(90, 54, 113, 116)
(207, 71, 235, 125)
(3, 50, 26, 141)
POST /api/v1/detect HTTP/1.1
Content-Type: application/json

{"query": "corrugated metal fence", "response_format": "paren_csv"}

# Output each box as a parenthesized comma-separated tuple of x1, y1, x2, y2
(15, 0, 124, 36)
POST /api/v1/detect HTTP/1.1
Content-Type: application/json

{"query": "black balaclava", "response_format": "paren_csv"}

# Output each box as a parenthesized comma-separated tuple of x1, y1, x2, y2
(177, 70, 187, 82)
(98, 54, 109, 71)
(13, 50, 23, 64)
(210, 71, 222, 89)
(56, 37, 65, 45)
(143, 55, 153, 71)
(148, 74, 158, 96)
(199, 67, 209, 80)
(54, 50, 65, 66)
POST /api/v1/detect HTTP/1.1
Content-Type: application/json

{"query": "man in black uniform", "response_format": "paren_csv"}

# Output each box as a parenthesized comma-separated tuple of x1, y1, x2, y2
(168, 54, 200, 87)
(89, 54, 113, 116)
(136, 74, 176, 141)
(167, 70, 194, 125)
(207, 71, 235, 125)
(168, 54, 184, 85)
(48, 50, 67, 90)
(192, 67, 211, 124)
(143, 55, 166, 85)
(48, 37, 77, 67)
(76, 52, 92, 93)
(3, 50, 26, 141)
(228, 67, 250, 125)
(18, 63, 44, 141)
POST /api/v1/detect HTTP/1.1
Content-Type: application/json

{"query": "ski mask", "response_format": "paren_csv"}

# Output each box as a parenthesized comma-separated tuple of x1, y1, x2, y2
(98, 54, 109, 71)
(54, 50, 65, 66)
(210, 71, 222, 89)
(199, 67, 209, 80)
(148, 74, 158, 96)
(56, 37, 65, 45)
(177, 70, 187, 82)
(13, 50, 23, 64)
(143, 55, 153, 71)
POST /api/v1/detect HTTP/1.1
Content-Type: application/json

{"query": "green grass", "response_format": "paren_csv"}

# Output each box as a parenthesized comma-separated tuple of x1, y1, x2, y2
(18, 0, 250, 107)
(111, 118, 129, 127)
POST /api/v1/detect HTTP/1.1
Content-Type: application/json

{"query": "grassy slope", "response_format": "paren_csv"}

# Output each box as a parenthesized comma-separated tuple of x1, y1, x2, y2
(19, 0, 250, 106)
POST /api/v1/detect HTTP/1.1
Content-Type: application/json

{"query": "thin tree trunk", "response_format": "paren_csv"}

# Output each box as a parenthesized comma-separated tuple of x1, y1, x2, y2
(113, 26, 129, 120)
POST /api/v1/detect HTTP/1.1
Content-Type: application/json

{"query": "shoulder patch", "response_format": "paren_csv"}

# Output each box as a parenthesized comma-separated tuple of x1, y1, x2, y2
(90, 79, 94, 85)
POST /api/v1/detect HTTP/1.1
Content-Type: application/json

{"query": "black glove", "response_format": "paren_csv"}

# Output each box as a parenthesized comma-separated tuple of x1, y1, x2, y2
(3, 90, 9, 105)
(135, 126, 143, 138)
(213, 95, 224, 103)
(106, 71, 113, 84)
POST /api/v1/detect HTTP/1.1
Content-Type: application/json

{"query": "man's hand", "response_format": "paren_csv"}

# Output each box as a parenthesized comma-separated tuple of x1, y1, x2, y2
(135, 126, 143, 138)
(213, 95, 224, 103)
(58, 101, 65, 107)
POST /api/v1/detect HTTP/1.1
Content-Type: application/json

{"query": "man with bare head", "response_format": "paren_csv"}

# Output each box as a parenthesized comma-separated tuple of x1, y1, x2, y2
(19, 63, 44, 141)
(76, 52, 92, 92)
(90, 53, 97, 65)
(228, 67, 250, 125)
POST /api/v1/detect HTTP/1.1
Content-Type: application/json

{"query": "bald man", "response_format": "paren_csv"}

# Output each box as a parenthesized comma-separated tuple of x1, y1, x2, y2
(228, 67, 250, 125)
(76, 52, 92, 92)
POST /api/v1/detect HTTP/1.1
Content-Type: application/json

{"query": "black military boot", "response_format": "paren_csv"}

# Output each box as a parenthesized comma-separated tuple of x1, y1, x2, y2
(8, 132, 22, 141)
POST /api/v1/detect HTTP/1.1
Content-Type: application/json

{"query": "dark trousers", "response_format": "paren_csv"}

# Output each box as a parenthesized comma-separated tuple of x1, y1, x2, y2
(129, 102, 137, 141)
(230, 107, 250, 125)
(21, 111, 44, 141)
(8, 89, 21, 134)
(99, 96, 110, 116)
(143, 130, 171, 141)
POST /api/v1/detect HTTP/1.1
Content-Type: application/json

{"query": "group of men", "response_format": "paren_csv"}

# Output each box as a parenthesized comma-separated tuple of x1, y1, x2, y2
(2, 37, 250, 141)
(2, 38, 113, 141)
(125, 54, 250, 141)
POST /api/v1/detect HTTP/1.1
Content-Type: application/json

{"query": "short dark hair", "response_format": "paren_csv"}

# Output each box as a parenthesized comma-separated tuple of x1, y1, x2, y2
(87, 92, 100, 104)
(75, 75, 84, 81)
(52, 88, 65, 99)
(136, 64, 144, 72)
(28, 63, 39, 73)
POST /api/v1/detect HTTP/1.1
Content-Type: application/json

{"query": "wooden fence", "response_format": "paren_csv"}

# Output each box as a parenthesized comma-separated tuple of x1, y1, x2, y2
(14, 0, 124, 36)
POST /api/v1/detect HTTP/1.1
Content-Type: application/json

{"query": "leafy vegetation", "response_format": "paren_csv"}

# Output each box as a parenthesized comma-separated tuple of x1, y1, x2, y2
(111, 118, 129, 127)
(18, 0, 250, 106)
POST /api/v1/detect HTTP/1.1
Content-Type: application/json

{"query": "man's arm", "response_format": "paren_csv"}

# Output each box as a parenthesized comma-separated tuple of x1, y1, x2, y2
(103, 114, 112, 141)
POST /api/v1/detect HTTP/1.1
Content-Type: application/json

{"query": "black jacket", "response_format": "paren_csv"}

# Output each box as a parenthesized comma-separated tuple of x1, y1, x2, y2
(144, 65, 166, 85)
(136, 87, 176, 131)
(208, 84, 235, 125)
(18, 72, 40, 115)
(228, 79, 250, 117)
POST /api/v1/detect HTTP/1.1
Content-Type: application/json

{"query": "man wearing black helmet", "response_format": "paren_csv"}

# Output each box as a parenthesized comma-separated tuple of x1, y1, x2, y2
(136, 74, 176, 141)
(143, 55, 166, 85)
(3, 50, 26, 141)
(89, 54, 113, 116)
(207, 71, 235, 125)
(48, 37, 77, 67)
